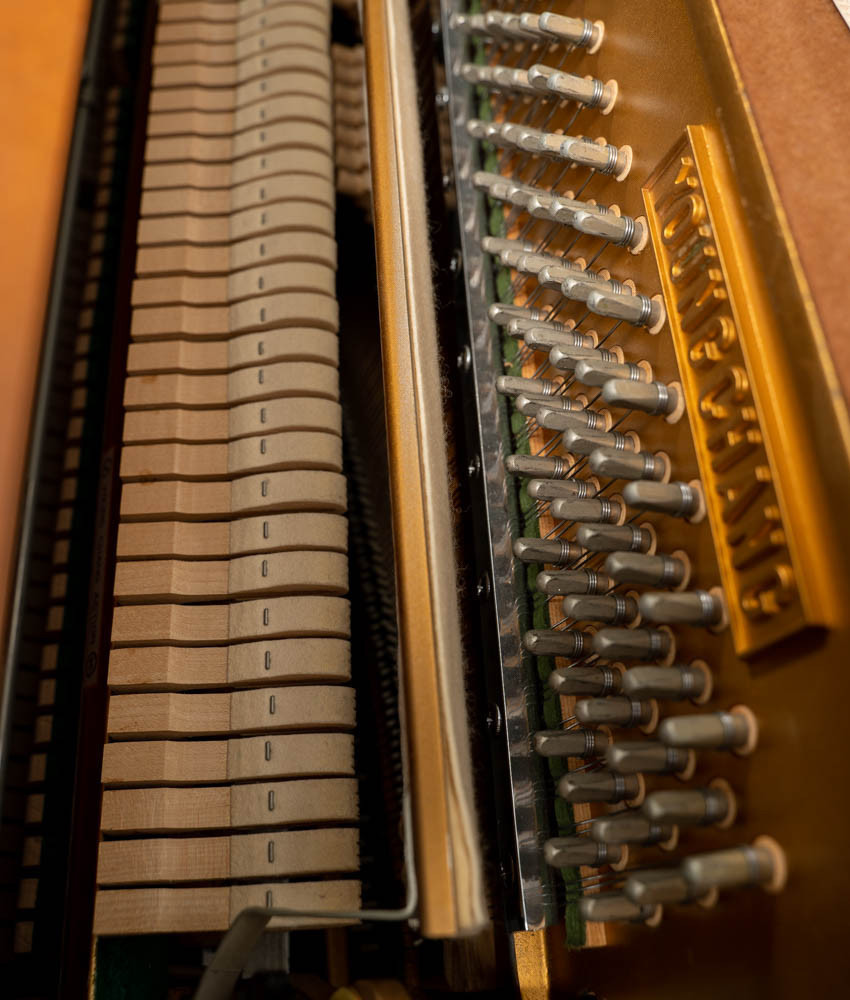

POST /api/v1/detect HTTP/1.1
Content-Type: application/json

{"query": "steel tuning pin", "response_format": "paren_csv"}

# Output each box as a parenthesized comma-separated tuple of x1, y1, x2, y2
(575, 696, 657, 730)
(510, 321, 597, 349)
(531, 13, 605, 52)
(589, 445, 671, 483)
(622, 479, 706, 521)
(527, 478, 599, 503)
(681, 838, 787, 895)
(573, 357, 652, 388)
(571, 207, 648, 252)
(605, 550, 688, 587)
(513, 537, 583, 565)
(515, 392, 589, 417)
(559, 136, 632, 179)
(560, 272, 629, 304)
(621, 661, 713, 703)
(577, 523, 655, 554)
(563, 593, 638, 626)
(522, 629, 593, 658)
(534, 727, 608, 759)
(642, 780, 736, 829)
(658, 706, 759, 755)
(558, 769, 642, 804)
(536, 568, 611, 596)
(593, 626, 674, 663)
(548, 664, 621, 697)
(624, 868, 709, 906)
(448, 12, 488, 35)
(606, 740, 696, 778)
(586, 287, 666, 333)
(537, 263, 595, 292)
(496, 375, 560, 398)
(563, 425, 640, 457)
(466, 119, 510, 147)
(488, 302, 554, 327)
(544, 838, 624, 870)
(528, 65, 618, 114)
(639, 588, 728, 628)
(551, 496, 624, 525)
(537, 408, 612, 434)
(602, 377, 685, 421)
(549, 343, 623, 372)
(505, 454, 571, 479)
(590, 813, 676, 848)
(480, 236, 535, 258)
(579, 894, 661, 925)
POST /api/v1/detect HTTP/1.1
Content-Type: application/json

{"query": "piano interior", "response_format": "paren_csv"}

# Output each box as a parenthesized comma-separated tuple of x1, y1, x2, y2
(2, 1, 850, 998)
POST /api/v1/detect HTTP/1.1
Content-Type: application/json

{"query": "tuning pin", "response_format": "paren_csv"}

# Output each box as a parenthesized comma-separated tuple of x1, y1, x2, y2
(558, 769, 642, 804)
(488, 302, 553, 327)
(506, 454, 574, 479)
(586, 288, 666, 333)
(639, 588, 727, 628)
(528, 65, 618, 113)
(538, 407, 612, 433)
(505, 249, 570, 276)
(622, 480, 705, 521)
(642, 781, 736, 828)
(480, 236, 535, 257)
(681, 838, 787, 895)
(527, 478, 598, 502)
(534, 727, 608, 759)
(579, 893, 661, 925)
(605, 550, 688, 587)
(559, 136, 632, 179)
(564, 593, 638, 625)
(466, 119, 511, 147)
(572, 208, 648, 252)
(551, 496, 623, 525)
(536, 568, 611, 596)
(593, 626, 674, 663)
(513, 537, 583, 565)
(606, 740, 696, 777)
(537, 262, 593, 291)
(602, 377, 685, 421)
(590, 813, 676, 848)
(574, 357, 652, 388)
(471, 170, 510, 198)
(510, 321, 597, 349)
(491, 66, 539, 97)
(496, 374, 560, 398)
(624, 868, 707, 906)
(575, 696, 657, 730)
(549, 664, 621, 696)
(523, 629, 593, 658)
(577, 523, 654, 554)
(589, 446, 670, 483)
(549, 344, 623, 371)
(563, 425, 639, 457)
(658, 706, 758, 755)
(560, 272, 628, 304)
(516, 392, 588, 417)
(544, 837, 623, 870)
(621, 661, 712, 703)
(531, 13, 604, 52)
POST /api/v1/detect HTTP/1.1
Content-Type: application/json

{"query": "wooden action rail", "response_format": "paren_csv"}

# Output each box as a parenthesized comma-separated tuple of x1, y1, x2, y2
(93, 0, 363, 937)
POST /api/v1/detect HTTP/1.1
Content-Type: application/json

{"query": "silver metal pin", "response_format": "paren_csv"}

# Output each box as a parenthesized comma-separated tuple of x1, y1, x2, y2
(642, 783, 735, 828)
(534, 727, 608, 759)
(579, 893, 660, 925)
(549, 344, 622, 372)
(496, 374, 560, 397)
(505, 453, 573, 479)
(564, 593, 638, 625)
(621, 662, 712, 703)
(551, 496, 622, 524)
(523, 629, 592, 657)
(527, 478, 598, 502)
(513, 537, 584, 565)
(593, 626, 673, 662)
(589, 445, 669, 482)
(602, 377, 684, 420)
(604, 550, 687, 587)
(558, 769, 641, 804)
(590, 813, 674, 847)
(536, 568, 611, 596)
(639, 589, 726, 627)
(574, 358, 652, 388)
(586, 288, 665, 332)
(622, 480, 705, 520)
(549, 664, 621, 696)
(605, 740, 695, 777)
(577, 523, 653, 553)
(681, 838, 786, 895)
(563, 425, 638, 456)
(528, 65, 618, 113)
(658, 706, 758, 754)
(544, 838, 624, 870)
(575, 696, 656, 729)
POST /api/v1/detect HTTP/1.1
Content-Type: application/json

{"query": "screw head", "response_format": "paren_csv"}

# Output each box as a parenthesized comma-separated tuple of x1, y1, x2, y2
(467, 455, 481, 478)
(457, 345, 472, 372)
(485, 704, 503, 735)
(476, 573, 491, 599)
(449, 249, 463, 275)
